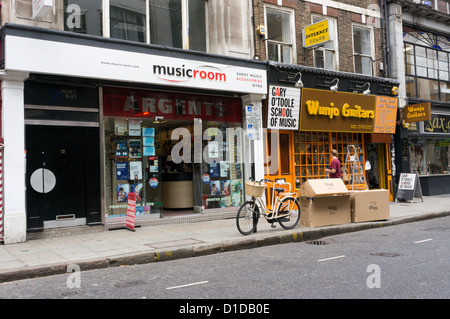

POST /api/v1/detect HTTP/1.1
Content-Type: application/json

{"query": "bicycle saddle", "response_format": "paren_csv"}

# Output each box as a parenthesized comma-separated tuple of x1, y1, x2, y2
(274, 188, 285, 194)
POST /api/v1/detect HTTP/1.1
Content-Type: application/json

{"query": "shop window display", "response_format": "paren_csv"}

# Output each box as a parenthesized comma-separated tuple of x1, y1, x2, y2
(104, 117, 163, 221)
(409, 139, 450, 175)
(293, 131, 364, 188)
(201, 122, 244, 210)
(102, 87, 244, 221)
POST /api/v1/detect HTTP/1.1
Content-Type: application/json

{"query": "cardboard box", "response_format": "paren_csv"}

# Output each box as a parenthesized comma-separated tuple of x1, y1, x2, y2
(299, 178, 349, 198)
(350, 189, 390, 223)
(298, 179, 351, 228)
(299, 195, 351, 228)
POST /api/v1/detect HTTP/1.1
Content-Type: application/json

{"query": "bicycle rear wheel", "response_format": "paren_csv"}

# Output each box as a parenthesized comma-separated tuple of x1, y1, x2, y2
(236, 200, 260, 235)
(277, 197, 300, 230)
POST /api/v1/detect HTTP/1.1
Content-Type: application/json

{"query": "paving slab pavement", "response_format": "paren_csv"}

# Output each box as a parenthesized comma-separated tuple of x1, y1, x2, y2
(0, 195, 449, 283)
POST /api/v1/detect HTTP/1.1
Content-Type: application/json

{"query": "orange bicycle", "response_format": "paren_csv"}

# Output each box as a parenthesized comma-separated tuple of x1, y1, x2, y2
(236, 178, 300, 235)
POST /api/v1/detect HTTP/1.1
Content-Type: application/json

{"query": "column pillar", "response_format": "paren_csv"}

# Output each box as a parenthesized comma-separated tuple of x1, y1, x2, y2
(0, 71, 29, 244)
(387, 3, 406, 109)
(241, 94, 266, 184)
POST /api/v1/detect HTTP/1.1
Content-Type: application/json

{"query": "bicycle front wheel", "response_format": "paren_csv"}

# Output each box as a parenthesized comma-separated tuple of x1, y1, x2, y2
(277, 197, 300, 230)
(236, 200, 260, 235)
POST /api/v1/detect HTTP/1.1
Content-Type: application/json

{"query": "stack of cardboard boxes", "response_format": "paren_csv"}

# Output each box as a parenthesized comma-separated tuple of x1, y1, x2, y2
(299, 179, 389, 228)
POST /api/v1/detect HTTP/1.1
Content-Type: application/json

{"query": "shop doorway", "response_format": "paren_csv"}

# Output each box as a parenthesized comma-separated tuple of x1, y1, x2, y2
(264, 130, 295, 209)
(25, 126, 101, 231)
(366, 143, 388, 190)
(158, 119, 195, 216)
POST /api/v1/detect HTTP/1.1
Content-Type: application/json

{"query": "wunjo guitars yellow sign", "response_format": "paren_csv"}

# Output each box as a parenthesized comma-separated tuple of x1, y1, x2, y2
(303, 19, 334, 48)
(299, 88, 397, 134)
(403, 102, 431, 123)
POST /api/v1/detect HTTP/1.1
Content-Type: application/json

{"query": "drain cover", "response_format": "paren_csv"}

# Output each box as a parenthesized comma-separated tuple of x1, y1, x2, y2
(306, 240, 330, 245)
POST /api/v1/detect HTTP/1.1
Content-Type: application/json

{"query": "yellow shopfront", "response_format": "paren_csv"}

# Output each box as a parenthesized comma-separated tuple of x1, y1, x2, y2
(264, 87, 397, 201)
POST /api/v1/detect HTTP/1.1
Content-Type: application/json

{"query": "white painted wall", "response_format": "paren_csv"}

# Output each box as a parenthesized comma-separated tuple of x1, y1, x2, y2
(0, 71, 29, 244)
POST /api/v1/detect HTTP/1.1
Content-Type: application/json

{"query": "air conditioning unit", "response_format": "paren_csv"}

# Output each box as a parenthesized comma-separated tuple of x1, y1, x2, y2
(32, 0, 54, 20)
(412, 0, 421, 4)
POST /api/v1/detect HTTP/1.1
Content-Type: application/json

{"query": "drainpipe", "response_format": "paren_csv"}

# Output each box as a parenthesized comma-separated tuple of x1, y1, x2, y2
(383, 0, 391, 78)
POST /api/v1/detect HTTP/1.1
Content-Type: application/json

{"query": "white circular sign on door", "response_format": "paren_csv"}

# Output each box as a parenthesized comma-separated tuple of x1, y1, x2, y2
(30, 168, 56, 193)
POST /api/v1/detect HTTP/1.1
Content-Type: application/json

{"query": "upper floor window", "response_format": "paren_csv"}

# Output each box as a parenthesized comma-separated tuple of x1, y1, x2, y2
(265, 7, 295, 64)
(311, 15, 338, 71)
(352, 25, 374, 76)
(149, 0, 206, 51)
(110, 0, 146, 43)
(64, 0, 103, 37)
(403, 26, 450, 102)
(64, 0, 207, 52)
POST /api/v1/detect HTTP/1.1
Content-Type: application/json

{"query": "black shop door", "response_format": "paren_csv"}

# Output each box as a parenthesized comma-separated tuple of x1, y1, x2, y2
(26, 126, 101, 231)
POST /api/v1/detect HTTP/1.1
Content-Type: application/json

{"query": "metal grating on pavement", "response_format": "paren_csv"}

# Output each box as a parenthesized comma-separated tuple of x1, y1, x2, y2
(145, 238, 205, 249)
(105, 210, 237, 230)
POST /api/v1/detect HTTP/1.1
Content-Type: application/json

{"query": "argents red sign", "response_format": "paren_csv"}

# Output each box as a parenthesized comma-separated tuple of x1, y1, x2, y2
(103, 87, 242, 123)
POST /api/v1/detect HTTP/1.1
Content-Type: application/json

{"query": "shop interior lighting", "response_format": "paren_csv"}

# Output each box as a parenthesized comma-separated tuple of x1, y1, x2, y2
(154, 116, 166, 124)
(330, 78, 339, 92)
(362, 82, 371, 96)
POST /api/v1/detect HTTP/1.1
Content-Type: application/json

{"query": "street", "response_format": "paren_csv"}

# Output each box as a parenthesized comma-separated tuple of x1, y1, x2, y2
(0, 217, 448, 303)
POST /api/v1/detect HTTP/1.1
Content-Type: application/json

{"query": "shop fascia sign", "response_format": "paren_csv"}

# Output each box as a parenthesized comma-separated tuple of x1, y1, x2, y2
(299, 88, 397, 134)
(423, 113, 450, 134)
(32, 0, 53, 20)
(303, 19, 334, 48)
(267, 86, 301, 130)
(403, 102, 431, 123)
(4, 35, 267, 95)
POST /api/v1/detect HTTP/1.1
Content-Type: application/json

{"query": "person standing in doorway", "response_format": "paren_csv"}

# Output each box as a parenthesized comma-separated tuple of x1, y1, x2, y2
(325, 149, 341, 179)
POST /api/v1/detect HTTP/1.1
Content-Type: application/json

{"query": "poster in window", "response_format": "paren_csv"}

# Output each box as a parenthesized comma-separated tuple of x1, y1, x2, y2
(129, 119, 141, 136)
(136, 205, 151, 216)
(210, 180, 221, 195)
(117, 184, 129, 202)
(116, 162, 129, 180)
(220, 161, 230, 177)
(115, 140, 128, 157)
(115, 118, 127, 135)
(208, 141, 219, 158)
(129, 139, 142, 158)
(221, 196, 231, 207)
(209, 162, 219, 177)
(142, 127, 155, 137)
(130, 161, 142, 180)
(130, 183, 143, 202)
(144, 147, 155, 156)
(230, 180, 242, 207)
(143, 137, 154, 146)
(221, 180, 231, 196)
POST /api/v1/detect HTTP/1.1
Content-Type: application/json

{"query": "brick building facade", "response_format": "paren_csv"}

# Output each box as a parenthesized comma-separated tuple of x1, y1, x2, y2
(253, 0, 387, 77)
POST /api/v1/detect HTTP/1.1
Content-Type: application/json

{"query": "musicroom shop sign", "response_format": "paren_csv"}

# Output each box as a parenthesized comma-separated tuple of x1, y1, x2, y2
(299, 88, 397, 134)
(4, 34, 267, 95)
(267, 86, 301, 130)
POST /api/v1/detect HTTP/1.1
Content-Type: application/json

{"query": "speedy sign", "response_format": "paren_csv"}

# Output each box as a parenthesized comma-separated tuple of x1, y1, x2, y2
(267, 86, 301, 130)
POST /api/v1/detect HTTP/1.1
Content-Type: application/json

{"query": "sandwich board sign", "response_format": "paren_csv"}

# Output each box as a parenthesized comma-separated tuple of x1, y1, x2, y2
(126, 192, 137, 231)
(395, 173, 423, 203)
